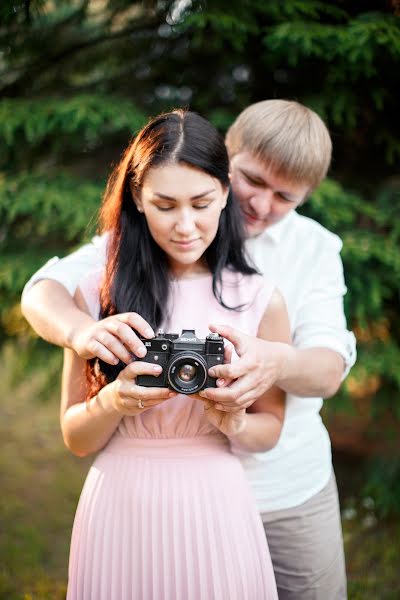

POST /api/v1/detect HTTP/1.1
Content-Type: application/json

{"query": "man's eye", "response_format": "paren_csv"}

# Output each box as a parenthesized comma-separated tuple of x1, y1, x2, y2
(245, 174, 262, 186)
(276, 194, 291, 202)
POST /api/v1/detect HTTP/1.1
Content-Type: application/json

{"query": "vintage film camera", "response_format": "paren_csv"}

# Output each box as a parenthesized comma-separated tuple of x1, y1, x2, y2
(136, 329, 224, 395)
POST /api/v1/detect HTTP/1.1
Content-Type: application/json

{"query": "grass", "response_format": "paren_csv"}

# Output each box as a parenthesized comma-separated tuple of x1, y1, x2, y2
(0, 339, 399, 599)
(0, 340, 90, 600)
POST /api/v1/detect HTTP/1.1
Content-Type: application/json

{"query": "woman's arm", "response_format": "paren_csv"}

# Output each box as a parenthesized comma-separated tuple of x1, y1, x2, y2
(60, 288, 173, 457)
(61, 346, 122, 457)
(203, 288, 291, 452)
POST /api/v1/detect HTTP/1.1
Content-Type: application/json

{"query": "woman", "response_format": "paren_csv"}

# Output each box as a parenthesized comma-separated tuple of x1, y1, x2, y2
(61, 109, 290, 599)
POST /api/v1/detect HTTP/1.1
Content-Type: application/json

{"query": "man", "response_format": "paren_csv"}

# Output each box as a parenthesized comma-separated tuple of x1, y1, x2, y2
(22, 100, 355, 599)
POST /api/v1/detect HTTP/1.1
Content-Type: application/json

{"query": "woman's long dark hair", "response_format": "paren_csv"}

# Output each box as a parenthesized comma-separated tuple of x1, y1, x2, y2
(90, 109, 257, 390)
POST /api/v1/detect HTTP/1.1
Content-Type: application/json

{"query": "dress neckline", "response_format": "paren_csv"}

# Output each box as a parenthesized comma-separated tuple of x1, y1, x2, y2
(169, 272, 213, 283)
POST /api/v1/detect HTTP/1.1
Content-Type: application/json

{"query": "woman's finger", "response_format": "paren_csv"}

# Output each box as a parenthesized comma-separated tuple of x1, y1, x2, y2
(127, 386, 174, 402)
(120, 393, 171, 410)
(120, 360, 163, 379)
(117, 396, 169, 416)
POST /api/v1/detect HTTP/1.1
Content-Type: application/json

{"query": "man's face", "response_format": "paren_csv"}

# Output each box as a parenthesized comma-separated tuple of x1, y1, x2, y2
(230, 151, 310, 237)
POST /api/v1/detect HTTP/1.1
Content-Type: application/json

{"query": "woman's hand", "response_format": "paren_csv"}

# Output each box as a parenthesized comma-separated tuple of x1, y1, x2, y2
(202, 400, 247, 437)
(103, 360, 176, 416)
(71, 312, 155, 365)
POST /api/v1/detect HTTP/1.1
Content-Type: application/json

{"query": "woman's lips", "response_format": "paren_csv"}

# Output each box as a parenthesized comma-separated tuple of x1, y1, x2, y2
(172, 239, 199, 249)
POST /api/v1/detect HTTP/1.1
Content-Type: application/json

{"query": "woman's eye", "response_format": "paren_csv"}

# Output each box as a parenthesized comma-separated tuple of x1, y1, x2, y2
(193, 203, 210, 210)
(156, 205, 174, 211)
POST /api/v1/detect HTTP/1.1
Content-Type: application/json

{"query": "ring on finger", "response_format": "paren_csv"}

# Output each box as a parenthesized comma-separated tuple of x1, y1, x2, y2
(137, 398, 145, 410)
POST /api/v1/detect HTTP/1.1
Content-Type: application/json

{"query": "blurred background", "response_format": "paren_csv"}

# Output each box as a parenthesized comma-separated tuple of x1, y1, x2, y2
(0, 1, 399, 598)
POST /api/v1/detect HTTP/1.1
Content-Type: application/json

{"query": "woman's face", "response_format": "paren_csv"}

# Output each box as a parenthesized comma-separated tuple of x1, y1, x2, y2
(134, 163, 229, 278)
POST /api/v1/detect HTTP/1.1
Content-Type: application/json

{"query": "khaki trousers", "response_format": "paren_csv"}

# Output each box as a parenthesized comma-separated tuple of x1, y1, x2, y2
(261, 473, 347, 600)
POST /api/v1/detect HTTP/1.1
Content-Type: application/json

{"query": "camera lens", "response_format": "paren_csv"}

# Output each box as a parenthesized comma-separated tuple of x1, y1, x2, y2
(167, 352, 208, 394)
(177, 364, 197, 383)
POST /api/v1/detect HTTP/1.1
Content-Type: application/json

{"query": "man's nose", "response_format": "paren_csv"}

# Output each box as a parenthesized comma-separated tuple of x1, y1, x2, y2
(249, 189, 273, 216)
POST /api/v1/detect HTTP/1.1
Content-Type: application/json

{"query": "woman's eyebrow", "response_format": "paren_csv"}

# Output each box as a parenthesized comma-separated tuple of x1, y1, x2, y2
(154, 189, 216, 200)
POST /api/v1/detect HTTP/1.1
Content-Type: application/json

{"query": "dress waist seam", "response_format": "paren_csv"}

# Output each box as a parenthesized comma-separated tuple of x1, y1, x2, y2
(102, 434, 231, 457)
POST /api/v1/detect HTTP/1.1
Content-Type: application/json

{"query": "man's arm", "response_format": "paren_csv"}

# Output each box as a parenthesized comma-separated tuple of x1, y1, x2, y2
(21, 237, 106, 348)
(21, 236, 155, 362)
(22, 279, 95, 349)
(200, 243, 356, 409)
(283, 239, 356, 393)
(274, 346, 344, 398)
(201, 332, 345, 410)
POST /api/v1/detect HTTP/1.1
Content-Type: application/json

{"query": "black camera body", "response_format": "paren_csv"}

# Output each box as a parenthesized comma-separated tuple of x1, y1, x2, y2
(136, 329, 224, 395)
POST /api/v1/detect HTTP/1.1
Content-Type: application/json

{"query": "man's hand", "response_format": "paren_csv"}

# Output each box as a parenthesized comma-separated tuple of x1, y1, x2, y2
(199, 323, 292, 411)
(71, 313, 155, 365)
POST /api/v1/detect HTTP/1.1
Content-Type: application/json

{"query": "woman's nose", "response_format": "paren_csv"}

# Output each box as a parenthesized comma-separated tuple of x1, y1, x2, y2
(174, 210, 196, 235)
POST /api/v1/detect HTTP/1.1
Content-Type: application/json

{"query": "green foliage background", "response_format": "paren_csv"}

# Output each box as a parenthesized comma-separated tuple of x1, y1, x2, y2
(1, 0, 399, 509)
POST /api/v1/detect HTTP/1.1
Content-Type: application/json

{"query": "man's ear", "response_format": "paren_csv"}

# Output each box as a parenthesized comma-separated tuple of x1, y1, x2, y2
(129, 180, 143, 212)
(298, 191, 311, 207)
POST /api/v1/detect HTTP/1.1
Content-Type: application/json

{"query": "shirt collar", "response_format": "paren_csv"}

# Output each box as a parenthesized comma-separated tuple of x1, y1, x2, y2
(250, 210, 298, 245)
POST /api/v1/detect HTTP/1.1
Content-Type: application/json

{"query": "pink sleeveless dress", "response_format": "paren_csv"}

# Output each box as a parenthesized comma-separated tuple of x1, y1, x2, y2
(67, 270, 278, 600)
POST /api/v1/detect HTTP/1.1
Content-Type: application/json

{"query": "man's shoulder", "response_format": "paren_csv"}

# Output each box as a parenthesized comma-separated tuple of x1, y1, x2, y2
(290, 212, 343, 254)
(90, 231, 109, 249)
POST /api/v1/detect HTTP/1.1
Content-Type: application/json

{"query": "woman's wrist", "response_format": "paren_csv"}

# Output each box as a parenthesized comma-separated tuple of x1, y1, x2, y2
(91, 383, 121, 417)
(226, 413, 248, 440)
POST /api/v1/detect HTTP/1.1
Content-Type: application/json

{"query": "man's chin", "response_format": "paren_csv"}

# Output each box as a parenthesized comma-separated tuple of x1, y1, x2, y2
(243, 214, 271, 235)
(245, 222, 270, 237)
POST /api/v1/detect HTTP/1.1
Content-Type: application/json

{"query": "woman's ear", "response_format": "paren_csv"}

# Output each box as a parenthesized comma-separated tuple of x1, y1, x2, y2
(222, 186, 230, 209)
(129, 180, 143, 212)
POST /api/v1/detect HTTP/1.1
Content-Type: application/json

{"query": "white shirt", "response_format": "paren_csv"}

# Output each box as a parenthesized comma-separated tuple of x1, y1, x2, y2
(22, 210, 356, 513)
(233, 211, 356, 512)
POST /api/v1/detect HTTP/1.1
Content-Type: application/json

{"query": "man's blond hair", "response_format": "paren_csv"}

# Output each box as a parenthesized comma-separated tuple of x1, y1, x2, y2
(225, 100, 332, 190)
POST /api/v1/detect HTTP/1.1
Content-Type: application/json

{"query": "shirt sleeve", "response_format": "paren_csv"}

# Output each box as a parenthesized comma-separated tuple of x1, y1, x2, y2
(21, 234, 108, 300)
(292, 239, 356, 380)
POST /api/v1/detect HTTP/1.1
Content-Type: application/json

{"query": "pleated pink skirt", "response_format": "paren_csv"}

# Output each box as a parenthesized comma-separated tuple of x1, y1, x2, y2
(67, 435, 278, 600)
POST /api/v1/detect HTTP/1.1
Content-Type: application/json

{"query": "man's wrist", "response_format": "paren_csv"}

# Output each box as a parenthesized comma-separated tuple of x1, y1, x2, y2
(67, 312, 96, 352)
(275, 343, 297, 387)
